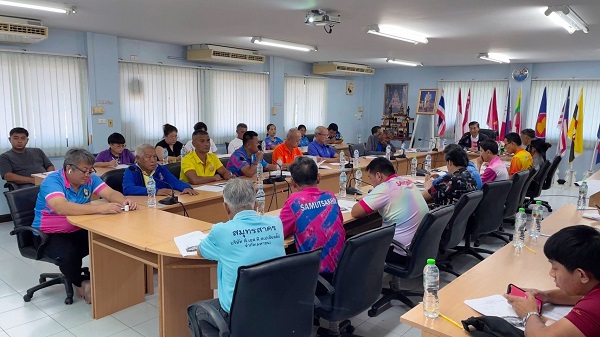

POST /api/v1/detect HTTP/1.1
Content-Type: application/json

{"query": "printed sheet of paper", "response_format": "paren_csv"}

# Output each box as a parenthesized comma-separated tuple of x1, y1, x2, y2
(174, 231, 208, 257)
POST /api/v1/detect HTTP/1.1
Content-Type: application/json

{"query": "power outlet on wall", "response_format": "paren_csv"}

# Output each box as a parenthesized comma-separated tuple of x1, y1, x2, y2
(108, 119, 114, 127)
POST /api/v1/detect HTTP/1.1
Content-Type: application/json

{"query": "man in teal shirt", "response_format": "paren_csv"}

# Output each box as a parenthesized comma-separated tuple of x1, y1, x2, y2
(188, 179, 285, 334)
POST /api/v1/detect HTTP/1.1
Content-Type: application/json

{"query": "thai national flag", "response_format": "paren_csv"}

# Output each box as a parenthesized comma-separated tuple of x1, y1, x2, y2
(436, 91, 446, 137)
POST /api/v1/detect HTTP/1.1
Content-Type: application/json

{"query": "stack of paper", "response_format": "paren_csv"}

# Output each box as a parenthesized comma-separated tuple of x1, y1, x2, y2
(174, 231, 208, 256)
(338, 199, 357, 213)
(194, 185, 224, 192)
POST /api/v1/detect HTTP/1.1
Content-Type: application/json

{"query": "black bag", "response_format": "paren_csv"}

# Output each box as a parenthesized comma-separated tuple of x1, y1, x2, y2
(461, 316, 525, 337)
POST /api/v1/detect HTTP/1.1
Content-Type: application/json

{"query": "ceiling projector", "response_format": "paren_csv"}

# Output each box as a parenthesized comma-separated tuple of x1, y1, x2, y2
(305, 9, 341, 26)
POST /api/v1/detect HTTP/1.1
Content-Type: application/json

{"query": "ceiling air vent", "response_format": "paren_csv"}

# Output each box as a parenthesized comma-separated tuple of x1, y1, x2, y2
(313, 62, 375, 76)
(0, 16, 48, 44)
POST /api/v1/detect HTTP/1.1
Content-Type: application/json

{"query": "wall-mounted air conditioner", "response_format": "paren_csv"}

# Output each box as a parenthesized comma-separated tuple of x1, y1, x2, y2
(312, 62, 375, 76)
(187, 44, 266, 65)
(0, 16, 48, 44)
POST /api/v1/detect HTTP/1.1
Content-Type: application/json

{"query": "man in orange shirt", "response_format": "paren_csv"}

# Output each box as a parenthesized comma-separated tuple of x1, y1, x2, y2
(272, 128, 303, 169)
(504, 132, 533, 177)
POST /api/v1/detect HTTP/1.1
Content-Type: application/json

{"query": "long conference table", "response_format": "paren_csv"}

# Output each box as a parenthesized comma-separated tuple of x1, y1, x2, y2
(400, 178, 600, 336)
(66, 149, 442, 336)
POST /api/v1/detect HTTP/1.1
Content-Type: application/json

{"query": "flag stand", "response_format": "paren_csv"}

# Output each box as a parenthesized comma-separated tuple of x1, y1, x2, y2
(409, 114, 436, 150)
(583, 139, 599, 180)
(564, 164, 576, 188)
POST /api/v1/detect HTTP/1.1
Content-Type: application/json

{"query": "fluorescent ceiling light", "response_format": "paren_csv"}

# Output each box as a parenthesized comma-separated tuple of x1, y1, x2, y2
(366, 25, 428, 44)
(478, 53, 510, 64)
(250, 37, 317, 52)
(385, 58, 423, 67)
(0, 0, 75, 14)
(545, 5, 588, 34)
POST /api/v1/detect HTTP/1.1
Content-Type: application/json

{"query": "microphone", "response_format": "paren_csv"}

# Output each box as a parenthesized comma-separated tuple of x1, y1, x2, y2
(417, 138, 438, 152)
(128, 165, 178, 205)
(273, 159, 286, 183)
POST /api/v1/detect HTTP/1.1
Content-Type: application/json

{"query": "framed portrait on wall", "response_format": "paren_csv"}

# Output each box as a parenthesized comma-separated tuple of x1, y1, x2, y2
(383, 83, 408, 115)
(416, 89, 438, 115)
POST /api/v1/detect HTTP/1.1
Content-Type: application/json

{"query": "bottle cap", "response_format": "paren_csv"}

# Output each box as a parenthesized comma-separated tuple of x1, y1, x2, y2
(519, 208, 525, 212)
(427, 258, 435, 265)
(536, 201, 542, 205)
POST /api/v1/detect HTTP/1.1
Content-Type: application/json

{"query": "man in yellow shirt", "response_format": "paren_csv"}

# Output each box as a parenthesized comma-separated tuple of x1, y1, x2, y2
(504, 132, 533, 177)
(272, 128, 303, 169)
(181, 130, 232, 184)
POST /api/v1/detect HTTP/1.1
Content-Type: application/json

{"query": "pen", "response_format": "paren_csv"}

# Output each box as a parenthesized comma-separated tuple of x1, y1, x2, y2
(524, 245, 536, 254)
(439, 313, 463, 330)
(186, 245, 198, 252)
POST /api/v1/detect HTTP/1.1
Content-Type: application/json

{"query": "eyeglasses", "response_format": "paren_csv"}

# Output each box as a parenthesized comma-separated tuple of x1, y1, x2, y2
(317, 133, 328, 137)
(111, 144, 126, 148)
(70, 164, 96, 175)
(141, 155, 158, 162)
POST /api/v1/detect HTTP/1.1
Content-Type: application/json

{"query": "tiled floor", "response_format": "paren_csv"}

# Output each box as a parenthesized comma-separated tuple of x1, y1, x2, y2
(0, 185, 579, 337)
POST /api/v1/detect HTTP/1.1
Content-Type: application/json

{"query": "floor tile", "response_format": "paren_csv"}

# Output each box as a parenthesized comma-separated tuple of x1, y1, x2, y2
(131, 317, 158, 337)
(353, 321, 402, 337)
(111, 303, 158, 328)
(0, 280, 16, 299)
(48, 332, 76, 337)
(0, 331, 8, 337)
(0, 294, 26, 315)
(34, 295, 86, 316)
(106, 330, 143, 337)
(0, 304, 48, 330)
(68, 316, 128, 337)
(401, 327, 422, 337)
(4, 316, 65, 337)
(50, 303, 93, 329)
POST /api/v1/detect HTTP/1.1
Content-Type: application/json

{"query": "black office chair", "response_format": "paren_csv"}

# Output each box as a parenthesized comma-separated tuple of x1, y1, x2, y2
(263, 152, 273, 165)
(523, 161, 551, 210)
(4, 182, 18, 191)
(224, 142, 230, 152)
(479, 129, 498, 140)
(219, 157, 229, 168)
(437, 191, 483, 277)
(527, 155, 561, 212)
(348, 144, 366, 157)
(448, 180, 512, 261)
(100, 168, 126, 193)
(315, 225, 395, 336)
(368, 206, 455, 317)
(187, 250, 322, 337)
(5, 186, 87, 305)
(166, 162, 181, 178)
(306, 134, 315, 142)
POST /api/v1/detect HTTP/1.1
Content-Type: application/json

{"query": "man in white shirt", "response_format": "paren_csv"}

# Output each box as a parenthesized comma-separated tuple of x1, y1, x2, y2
(227, 123, 247, 154)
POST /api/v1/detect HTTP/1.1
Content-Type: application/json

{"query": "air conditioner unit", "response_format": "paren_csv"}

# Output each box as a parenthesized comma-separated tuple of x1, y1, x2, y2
(187, 44, 266, 65)
(0, 16, 48, 44)
(312, 62, 375, 76)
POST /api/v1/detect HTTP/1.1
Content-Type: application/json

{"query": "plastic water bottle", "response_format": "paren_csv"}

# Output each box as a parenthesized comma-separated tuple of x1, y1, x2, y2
(385, 145, 391, 160)
(424, 153, 432, 173)
(255, 185, 265, 215)
(339, 151, 346, 166)
(442, 139, 448, 150)
(357, 133, 362, 145)
(339, 168, 347, 198)
(180, 146, 187, 157)
(276, 158, 283, 171)
(353, 150, 359, 168)
(256, 162, 263, 185)
(400, 142, 406, 156)
(147, 175, 157, 207)
(162, 148, 168, 165)
(355, 167, 362, 190)
(423, 258, 440, 318)
(513, 208, 527, 252)
(530, 201, 543, 242)
(411, 157, 418, 177)
(577, 181, 588, 210)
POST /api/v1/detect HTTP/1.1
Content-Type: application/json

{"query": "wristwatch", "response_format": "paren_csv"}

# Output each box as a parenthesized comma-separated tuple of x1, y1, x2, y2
(523, 311, 541, 327)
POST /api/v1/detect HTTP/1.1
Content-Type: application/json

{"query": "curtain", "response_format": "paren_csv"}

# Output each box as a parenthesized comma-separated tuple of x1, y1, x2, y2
(0, 52, 88, 156)
(437, 80, 509, 139)
(203, 70, 268, 143)
(119, 62, 200, 148)
(284, 76, 327, 133)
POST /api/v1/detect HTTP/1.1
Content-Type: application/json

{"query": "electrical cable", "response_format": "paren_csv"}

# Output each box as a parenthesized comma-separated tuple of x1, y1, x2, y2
(324, 24, 333, 34)
(177, 201, 189, 217)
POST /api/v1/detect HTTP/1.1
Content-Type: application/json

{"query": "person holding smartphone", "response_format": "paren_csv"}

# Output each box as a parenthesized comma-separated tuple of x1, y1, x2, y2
(504, 225, 600, 337)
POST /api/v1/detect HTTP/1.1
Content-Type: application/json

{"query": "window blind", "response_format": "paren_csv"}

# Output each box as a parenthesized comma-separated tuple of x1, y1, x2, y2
(284, 76, 327, 133)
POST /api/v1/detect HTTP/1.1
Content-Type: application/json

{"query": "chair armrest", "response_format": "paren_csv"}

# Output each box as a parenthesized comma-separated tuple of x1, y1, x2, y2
(194, 301, 230, 337)
(314, 296, 321, 308)
(3, 182, 18, 191)
(9, 227, 50, 260)
(390, 239, 412, 258)
(317, 275, 335, 295)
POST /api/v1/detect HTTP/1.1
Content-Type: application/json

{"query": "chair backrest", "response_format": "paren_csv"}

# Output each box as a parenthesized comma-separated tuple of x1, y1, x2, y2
(349, 143, 366, 157)
(100, 168, 126, 193)
(479, 128, 498, 140)
(517, 168, 537, 207)
(526, 160, 551, 199)
(440, 190, 483, 250)
(542, 155, 562, 190)
(4, 186, 39, 250)
(306, 134, 315, 142)
(219, 157, 229, 168)
(327, 224, 395, 321)
(503, 170, 529, 218)
(469, 180, 513, 237)
(403, 205, 455, 279)
(263, 152, 273, 165)
(166, 162, 181, 178)
(228, 250, 322, 337)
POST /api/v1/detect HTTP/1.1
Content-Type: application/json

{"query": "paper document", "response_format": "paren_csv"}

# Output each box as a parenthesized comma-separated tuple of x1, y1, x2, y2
(541, 304, 572, 321)
(338, 199, 357, 213)
(582, 212, 600, 221)
(465, 295, 523, 330)
(330, 163, 341, 166)
(174, 231, 208, 257)
(217, 154, 230, 159)
(365, 156, 379, 159)
(116, 164, 130, 169)
(269, 171, 291, 177)
(194, 185, 224, 193)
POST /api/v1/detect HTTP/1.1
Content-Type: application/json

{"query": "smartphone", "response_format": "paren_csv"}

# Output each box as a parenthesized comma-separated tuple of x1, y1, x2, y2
(507, 284, 542, 313)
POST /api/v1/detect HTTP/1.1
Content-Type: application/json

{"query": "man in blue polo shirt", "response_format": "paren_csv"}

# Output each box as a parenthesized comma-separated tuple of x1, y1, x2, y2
(226, 131, 278, 177)
(308, 126, 340, 163)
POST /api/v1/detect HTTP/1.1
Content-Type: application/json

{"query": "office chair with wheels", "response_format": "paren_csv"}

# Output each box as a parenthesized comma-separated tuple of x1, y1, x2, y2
(525, 157, 559, 212)
(100, 168, 126, 193)
(5, 186, 87, 305)
(315, 225, 395, 336)
(479, 129, 498, 140)
(166, 162, 181, 178)
(368, 206, 454, 317)
(448, 180, 512, 262)
(4, 182, 18, 191)
(187, 250, 322, 337)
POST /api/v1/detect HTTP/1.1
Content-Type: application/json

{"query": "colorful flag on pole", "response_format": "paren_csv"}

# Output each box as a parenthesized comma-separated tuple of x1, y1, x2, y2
(486, 88, 499, 137)
(556, 87, 570, 157)
(455, 88, 463, 142)
(463, 89, 471, 135)
(596, 123, 600, 164)
(436, 90, 446, 137)
(500, 86, 511, 138)
(568, 88, 584, 164)
(513, 88, 522, 133)
(535, 87, 547, 140)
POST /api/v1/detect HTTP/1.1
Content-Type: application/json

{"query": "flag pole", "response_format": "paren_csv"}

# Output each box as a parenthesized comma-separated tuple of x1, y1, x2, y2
(583, 139, 598, 180)
(565, 162, 575, 188)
